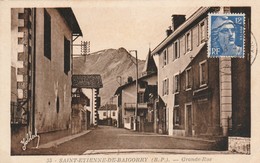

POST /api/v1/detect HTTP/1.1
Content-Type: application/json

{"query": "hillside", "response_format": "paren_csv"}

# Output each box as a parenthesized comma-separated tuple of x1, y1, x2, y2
(73, 47, 145, 105)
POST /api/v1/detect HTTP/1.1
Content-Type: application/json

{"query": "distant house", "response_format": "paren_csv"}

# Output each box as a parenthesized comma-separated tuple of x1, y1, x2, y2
(71, 88, 91, 134)
(72, 74, 103, 127)
(98, 104, 118, 126)
(11, 8, 82, 153)
(115, 49, 158, 132)
(152, 7, 251, 140)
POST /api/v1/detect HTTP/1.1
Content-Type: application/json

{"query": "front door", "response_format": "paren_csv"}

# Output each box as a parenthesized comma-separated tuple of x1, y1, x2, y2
(186, 104, 192, 136)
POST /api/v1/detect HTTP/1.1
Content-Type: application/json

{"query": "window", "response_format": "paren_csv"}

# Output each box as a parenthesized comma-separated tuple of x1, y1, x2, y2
(138, 92, 145, 103)
(163, 49, 168, 66)
(173, 40, 179, 60)
(199, 60, 208, 86)
(162, 78, 169, 95)
(103, 112, 106, 116)
(186, 31, 192, 52)
(85, 98, 90, 106)
(186, 68, 192, 90)
(173, 74, 179, 93)
(44, 9, 51, 60)
(180, 36, 186, 55)
(64, 37, 71, 75)
(112, 112, 115, 116)
(200, 21, 206, 43)
(174, 106, 180, 126)
(11, 101, 27, 125)
(56, 96, 60, 113)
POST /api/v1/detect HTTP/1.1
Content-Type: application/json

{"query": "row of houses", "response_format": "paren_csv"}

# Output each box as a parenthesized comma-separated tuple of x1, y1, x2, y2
(114, 7, 250, 151)
(10, 8, 102, 154)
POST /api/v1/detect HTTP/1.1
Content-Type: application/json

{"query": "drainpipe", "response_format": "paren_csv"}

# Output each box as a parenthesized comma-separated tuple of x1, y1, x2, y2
(31, 8, 36, 134)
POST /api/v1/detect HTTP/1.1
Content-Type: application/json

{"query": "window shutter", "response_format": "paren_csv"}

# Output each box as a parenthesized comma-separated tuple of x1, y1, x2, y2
(167, 78, 169, 95)
(205, 61, 208, 84)
(190, 30, 193, 51)
(162, 81, 164, 95)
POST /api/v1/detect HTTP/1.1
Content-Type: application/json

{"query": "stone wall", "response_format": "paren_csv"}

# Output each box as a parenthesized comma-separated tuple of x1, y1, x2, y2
(228, 137, 250, 154)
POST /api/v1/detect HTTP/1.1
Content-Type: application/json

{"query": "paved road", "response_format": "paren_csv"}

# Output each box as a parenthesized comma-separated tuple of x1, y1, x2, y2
(21, 126, 227, 155)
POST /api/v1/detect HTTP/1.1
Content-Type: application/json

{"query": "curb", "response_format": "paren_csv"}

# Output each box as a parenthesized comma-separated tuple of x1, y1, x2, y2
(83, 149, 232, 155)
(120, 133, 221, 143)
(38, 130, 91, 149)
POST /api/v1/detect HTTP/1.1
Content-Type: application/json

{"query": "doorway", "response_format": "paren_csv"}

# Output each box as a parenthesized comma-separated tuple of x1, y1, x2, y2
(185, 103, 192, 136)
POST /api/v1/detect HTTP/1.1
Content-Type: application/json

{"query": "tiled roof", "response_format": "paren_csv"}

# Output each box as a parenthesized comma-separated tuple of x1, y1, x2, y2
(72, 74, 103, 88)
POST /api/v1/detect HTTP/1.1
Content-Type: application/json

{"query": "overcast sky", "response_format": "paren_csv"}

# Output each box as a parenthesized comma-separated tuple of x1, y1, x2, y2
(72, 2, 199, 60)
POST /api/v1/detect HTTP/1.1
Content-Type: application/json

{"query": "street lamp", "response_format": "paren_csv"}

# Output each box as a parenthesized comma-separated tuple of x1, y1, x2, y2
(129, 50, 138, 131)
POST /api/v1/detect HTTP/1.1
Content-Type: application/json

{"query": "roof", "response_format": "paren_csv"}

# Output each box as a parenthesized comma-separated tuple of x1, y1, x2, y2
(99, 104, 117, 111)
(142, 48, 157, 76)
(114, 72, 157, 95)
(72, 74, 103, 88)
(152, 7, 210, 55)
(56, 8, 83, 36)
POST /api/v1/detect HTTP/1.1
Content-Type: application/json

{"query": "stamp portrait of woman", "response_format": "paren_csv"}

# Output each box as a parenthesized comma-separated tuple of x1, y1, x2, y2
(211, 16, 243, 57)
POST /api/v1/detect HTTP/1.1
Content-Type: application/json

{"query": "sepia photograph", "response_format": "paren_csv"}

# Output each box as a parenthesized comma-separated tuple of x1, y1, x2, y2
(1, 0, 260, 163)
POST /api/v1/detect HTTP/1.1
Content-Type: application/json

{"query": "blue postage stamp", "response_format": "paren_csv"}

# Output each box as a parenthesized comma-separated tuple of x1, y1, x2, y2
(208, 13, 245, 57)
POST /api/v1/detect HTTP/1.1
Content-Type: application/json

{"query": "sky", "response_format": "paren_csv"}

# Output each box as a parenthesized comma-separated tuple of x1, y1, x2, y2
(72, 2, 199, 60)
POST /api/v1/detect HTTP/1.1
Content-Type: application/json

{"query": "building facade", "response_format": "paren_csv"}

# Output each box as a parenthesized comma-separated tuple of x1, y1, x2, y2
(115, 50, 158, 132)
(152, 7, 250, 138)
(98, 104, 118, 126)
(11, 8, 82, 153)
(71, 88, 91, 134)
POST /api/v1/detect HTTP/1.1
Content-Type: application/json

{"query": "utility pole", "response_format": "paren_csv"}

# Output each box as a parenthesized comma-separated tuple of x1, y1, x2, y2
(129, 50, 138, 131)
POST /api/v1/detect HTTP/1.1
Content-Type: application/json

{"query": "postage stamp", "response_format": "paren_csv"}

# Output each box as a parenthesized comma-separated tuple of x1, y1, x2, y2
(208, 13, 245, 57)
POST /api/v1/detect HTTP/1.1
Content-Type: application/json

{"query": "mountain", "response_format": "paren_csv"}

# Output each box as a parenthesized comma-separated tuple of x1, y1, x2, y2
(73, 47, 145, 105)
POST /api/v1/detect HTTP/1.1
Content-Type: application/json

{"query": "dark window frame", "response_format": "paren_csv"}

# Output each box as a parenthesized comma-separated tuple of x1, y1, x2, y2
(199, 60, 208, 87)
(44, 9, 51, 60)
(173, 106, 180, 126)
(186, 30, 192, 53)
(186, 67, 192, 90)
(162, 78, 169, 96)
(200, 21, 206, 43)
(173, 74, 180, 93)
(163, 49, 168, 66)
(138, 92, 145, 103)
(173, 40, 180, 61)
(64, 37, 71, 75)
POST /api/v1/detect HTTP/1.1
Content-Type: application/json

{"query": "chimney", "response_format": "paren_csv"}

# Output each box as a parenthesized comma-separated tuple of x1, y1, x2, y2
(166, 26, 173, 37)
(127, 76, 133, 83)
(172, 15, 186, 31)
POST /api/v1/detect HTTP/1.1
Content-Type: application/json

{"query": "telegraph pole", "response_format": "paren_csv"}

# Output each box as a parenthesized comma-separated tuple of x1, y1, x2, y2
(129, 50, 138, 131)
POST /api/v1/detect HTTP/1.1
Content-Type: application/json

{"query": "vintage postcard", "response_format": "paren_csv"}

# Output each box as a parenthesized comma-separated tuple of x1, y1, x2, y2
(1, 0, 260, 163)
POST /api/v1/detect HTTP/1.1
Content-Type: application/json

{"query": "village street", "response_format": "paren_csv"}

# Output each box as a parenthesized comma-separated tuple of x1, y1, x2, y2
(20, 126, 230, 155)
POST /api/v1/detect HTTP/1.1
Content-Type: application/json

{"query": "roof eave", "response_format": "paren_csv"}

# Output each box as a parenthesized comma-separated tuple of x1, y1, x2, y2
(57, 8, 83, 37)
(151, 7, 210, 55)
